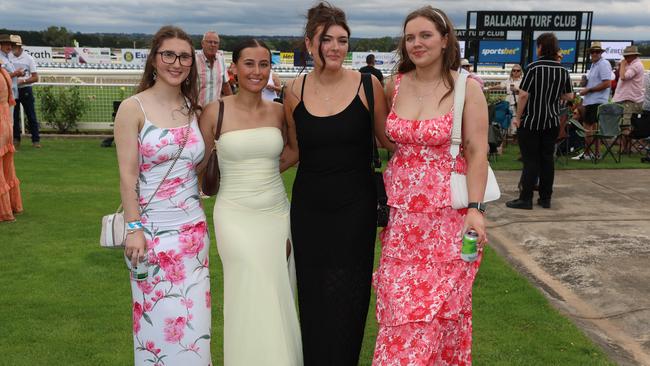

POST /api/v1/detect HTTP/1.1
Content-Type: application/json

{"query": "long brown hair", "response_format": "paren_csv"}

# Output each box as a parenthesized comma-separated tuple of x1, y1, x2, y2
(396, 6, 460, 104)
(301, 1, 350, 71)
(137, 25, 201, 116)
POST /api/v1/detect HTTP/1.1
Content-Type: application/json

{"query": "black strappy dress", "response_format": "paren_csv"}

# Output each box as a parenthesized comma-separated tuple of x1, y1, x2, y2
(291, 75, 377, 366)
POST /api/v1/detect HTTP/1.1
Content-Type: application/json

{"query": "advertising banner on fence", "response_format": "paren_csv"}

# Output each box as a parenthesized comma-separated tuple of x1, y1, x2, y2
(478, 40, 522, 64)
(23, 46, 54, 63)
(280, 52, 294, 65)
(351, 52, 398, 69)
(597, 41, 633, 60)
(120, 48, 149, 66)
(533, 40, 577, 63)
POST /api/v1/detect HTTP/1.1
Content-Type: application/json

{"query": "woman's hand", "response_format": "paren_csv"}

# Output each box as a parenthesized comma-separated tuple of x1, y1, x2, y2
(461, 209, 487, 248)
(125, 230, 147, 268)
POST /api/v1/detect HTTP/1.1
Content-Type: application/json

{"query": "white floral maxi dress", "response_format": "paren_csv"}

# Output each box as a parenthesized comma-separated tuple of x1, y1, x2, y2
(129, 100, 212, 366)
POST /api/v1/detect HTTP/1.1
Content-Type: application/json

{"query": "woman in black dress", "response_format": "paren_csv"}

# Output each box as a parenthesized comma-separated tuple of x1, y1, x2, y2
(280, 2, 393, 365)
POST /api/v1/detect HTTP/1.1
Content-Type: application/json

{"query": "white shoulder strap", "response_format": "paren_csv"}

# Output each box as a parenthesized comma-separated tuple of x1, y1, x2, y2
(450, 72, 468, 159)
(132, 96, 148, 121)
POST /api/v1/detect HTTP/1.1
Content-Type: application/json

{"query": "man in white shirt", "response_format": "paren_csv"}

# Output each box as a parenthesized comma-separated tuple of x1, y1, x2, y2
(10, 35, 41, 148)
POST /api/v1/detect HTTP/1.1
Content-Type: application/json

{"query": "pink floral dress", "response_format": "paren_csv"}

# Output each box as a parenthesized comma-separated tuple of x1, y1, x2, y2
(130, 97, 211, 366)
(372, 74, 482, 366)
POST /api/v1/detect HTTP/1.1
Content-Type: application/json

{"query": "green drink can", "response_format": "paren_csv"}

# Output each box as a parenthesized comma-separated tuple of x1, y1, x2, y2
(460, 230, 479, 262)
(125, 254, 149, 281)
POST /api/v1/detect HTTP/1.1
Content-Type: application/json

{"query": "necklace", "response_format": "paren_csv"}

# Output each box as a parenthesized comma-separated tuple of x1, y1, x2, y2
(412, 73, 443, 103)
(314, 73, 345, 103)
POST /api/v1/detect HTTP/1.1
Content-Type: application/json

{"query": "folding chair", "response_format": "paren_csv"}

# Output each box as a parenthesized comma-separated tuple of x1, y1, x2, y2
(627, 112, 650, 155)
(588, 103, 624, 163)
(491, 101, 512, 147)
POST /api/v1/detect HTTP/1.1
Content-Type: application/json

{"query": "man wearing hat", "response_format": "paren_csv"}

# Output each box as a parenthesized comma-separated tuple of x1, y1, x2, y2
(10, 35, 40, 148)
(0, 34, 25, 146)
(459, 58, 484, 88)
(574, 41, 612, 160)
(613, 45, 645, 151)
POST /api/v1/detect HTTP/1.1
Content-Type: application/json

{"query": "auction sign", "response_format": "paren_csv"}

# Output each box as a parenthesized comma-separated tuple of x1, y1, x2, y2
(478, 40, 522, 64)
(477, 11, 582, 31)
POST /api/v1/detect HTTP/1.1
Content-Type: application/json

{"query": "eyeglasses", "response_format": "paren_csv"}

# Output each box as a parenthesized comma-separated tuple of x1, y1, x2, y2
(203, 40, 219, 45)
(158, 51, 194, 67)
(512, 69, 521, 72)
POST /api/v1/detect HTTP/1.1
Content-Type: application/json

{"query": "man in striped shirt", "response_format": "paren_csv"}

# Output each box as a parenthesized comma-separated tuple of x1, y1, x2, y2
(506, 33, 574, 210)
(196, 31, 232, 108)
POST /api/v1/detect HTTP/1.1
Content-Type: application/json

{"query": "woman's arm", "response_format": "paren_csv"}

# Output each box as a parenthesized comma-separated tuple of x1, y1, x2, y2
(196, 101, 218, 175)
(461, 78, 489, 246)
(280, 78, 300, 172)
(371, 75, 395, 152)
(114, 98, 146, 266)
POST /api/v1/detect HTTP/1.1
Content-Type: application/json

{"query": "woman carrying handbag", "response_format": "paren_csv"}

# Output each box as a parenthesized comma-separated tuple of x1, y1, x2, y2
(372, 7, 489, 365)
(114, 26, 212, 365)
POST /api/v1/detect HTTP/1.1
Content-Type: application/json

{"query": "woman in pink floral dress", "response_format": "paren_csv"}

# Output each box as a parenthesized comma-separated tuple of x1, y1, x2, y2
(115, 26, 212, 365)
(372, 7, 489, 366)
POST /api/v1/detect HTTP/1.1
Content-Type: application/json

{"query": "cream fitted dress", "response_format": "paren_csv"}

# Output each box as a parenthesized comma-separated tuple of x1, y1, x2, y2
(213, 126, 303, 366)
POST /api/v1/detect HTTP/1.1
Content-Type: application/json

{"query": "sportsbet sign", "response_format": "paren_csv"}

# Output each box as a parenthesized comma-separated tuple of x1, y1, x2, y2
(478, 40, 522, 63)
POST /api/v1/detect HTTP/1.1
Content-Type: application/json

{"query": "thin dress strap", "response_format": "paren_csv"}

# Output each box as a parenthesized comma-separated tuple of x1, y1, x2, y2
(356, 76, 363, 94)
(132, 96, 148, 121)
(300, 74, 307, 101)
(390, 74, 403, 112)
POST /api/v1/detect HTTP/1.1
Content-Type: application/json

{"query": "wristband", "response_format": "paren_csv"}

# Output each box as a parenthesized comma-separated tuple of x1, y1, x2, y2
(127, 220, 144, 231)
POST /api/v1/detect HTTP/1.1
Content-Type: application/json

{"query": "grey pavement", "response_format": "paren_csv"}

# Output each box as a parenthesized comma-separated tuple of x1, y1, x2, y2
(487, 169, 650, 366)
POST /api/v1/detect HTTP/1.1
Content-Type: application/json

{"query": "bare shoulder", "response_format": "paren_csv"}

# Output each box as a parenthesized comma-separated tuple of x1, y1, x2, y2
(464, 77, 485, 101)
(114, 96, 143, 127)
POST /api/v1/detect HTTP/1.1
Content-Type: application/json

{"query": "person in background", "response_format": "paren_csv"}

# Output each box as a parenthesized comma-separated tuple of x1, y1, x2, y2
(489, 64, 523, 136)
(574, 41, 611, 160)
(613, 45, 645, 153)
(10, 35, 41, 148)
(282, 2, 393, 364)
(196, 31, 231, 107)
(0, 34, 24, 148)
(0, 59, 23, 222)
(372, 6, 488, 365)
(262, 68, 282, 101)
(114, 25, 212, 365)
(507, 32, 574, 210)
(359, 53, 384, 85)
(460, 58, 484, 88)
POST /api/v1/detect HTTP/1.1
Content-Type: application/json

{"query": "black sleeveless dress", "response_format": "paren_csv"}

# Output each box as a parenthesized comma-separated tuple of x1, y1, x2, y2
(291, 75, 377, 366)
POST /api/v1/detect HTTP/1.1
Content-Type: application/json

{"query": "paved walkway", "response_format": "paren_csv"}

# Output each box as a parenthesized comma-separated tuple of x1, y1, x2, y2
(488, 169, 650, 366)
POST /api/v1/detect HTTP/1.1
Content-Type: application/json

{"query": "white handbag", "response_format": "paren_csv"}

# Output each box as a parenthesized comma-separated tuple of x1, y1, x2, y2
(100, 207, 126, 248)
(449, 73, 501, 209)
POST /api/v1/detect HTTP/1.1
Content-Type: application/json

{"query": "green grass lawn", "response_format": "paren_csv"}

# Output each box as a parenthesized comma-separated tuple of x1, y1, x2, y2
(0, 139, 615, 365)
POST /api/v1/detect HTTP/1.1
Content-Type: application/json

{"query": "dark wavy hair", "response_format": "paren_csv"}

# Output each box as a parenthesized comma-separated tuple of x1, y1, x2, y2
(396, 6, 460, 104)
(537, 32, 559, 60)
(301, 1, 350, 70)
(232, 38, 272, 64)
(137, 25, 200, 115)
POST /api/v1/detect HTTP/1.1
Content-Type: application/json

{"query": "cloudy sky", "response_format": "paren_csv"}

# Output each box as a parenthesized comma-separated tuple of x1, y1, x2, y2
(0, 0, 647, 40)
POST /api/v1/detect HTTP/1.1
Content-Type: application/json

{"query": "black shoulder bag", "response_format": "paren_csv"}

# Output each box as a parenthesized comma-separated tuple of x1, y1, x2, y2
(361, 73, 389, 227)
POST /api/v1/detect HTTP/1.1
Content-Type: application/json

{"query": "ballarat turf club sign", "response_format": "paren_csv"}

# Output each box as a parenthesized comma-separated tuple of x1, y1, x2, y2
(477, 11, 583, 31)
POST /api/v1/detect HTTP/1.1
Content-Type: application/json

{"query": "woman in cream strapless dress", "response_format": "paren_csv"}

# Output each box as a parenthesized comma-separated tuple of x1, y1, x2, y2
(198, 39, 302, 366)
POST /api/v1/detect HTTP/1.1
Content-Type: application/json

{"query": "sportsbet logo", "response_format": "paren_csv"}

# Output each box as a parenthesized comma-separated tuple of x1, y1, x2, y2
(482, 47, 520, 56)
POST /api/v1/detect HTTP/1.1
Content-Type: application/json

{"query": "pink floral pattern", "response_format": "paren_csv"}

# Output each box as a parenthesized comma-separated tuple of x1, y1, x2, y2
(131, 117, 211, 365)
(372, 74, 481, 365)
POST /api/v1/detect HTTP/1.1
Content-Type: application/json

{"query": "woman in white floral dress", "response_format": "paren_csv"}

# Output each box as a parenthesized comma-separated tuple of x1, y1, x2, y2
(115, 26, 212, 365)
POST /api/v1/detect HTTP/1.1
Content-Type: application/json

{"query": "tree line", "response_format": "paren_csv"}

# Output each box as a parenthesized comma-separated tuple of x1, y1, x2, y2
(0, 26, 399, 53)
